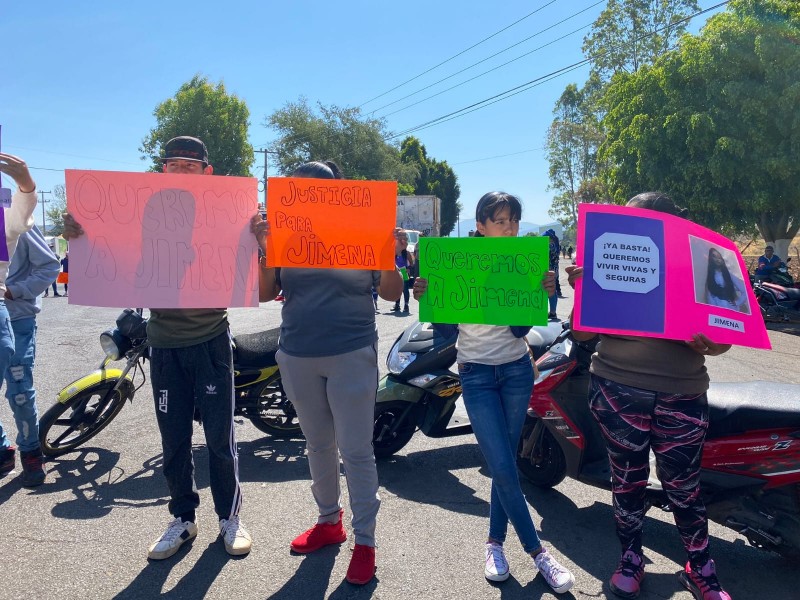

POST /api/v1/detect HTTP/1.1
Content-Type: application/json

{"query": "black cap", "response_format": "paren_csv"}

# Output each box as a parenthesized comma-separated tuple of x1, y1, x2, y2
(161, 136, 209, 164)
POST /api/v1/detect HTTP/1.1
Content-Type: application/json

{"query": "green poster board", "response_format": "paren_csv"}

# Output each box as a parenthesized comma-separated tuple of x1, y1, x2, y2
(418, 236, 550, 326)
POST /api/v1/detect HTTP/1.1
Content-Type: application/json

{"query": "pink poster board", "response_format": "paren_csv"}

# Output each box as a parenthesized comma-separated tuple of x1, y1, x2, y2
(574, 204, 770, 349)
(65, 170, 260, 308)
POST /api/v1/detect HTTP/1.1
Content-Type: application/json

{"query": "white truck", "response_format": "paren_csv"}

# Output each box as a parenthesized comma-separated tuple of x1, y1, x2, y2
(396, 195, 440, 241)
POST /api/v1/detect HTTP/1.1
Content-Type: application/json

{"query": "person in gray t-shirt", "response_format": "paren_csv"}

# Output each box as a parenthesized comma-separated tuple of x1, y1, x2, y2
(251, 160, 402, 585)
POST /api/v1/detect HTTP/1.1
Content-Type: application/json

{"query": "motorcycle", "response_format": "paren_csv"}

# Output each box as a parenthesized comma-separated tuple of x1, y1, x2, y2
(517, 324, 800, 560)
(372, 320, 563, 458)
(752, 276, 800, 325)
(38, 308, 299, 457)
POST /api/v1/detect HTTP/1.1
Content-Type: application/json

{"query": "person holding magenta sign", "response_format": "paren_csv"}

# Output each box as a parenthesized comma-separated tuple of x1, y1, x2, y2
(251, 160, 403, 585)
(567, 192, 732, 600)
(413, 192, 575, 595)
(63, 137, 252, 561)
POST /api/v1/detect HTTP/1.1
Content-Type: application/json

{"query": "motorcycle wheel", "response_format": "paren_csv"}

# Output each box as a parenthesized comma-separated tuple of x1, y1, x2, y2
(516, 417, 567, 488)
(247, 373, 302, 438)
(39, 381, 130, 457)
(373, 402, 416, 459)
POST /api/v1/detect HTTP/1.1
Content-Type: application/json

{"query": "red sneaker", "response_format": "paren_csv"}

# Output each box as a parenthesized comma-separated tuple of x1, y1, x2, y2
(346, 544, 376, 585)
(290, 510, 346, 553)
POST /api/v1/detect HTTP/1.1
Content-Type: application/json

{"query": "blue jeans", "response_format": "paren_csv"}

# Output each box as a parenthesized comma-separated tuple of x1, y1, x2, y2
(459, 354, 542, 553)
(0, 308, 28, 451)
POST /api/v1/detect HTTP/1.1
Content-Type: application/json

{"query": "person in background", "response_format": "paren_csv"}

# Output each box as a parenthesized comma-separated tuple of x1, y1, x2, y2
(567, 192, 733, 600)
(754, 245, 782, 282)
(544, 229, 562, 317)
(413, 192, 574, 595)
(392, 230, 415, 313)
(43, 254, 62, 297)
(251, 160, 403, 585)
(1, 224, 60, 486)
(0, 153, 39, 483)
(59, 252, 69, 296)
(62, 136, 252, 561)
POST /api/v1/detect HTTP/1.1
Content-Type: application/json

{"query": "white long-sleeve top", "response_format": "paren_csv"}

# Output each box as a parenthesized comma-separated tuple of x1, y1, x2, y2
(0, 188, 37, 293)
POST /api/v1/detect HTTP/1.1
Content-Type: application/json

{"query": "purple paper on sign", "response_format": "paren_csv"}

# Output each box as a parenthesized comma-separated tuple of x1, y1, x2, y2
(0, 209, 7, 261)
(0, 188, 11, 209)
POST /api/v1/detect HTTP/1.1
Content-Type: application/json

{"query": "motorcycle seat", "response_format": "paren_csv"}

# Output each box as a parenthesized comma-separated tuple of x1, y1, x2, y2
(526, 321, 564, 360)
(761, 283, 800, 301)
(232, 328, 280, 369)
(707, 381, 800, 437)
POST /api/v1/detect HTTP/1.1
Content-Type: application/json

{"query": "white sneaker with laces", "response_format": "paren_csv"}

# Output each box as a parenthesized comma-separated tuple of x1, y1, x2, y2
(148, 518, 197, 560)
(484, 541, 510, 582)
(534, 548, 575, 594)
(220, 515, 252, 556)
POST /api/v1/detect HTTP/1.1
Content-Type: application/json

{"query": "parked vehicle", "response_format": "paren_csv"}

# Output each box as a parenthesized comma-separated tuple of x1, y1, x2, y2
(752, 275, 800, 324)
(373, 320, 562, 458)
(517, 325, 800, 560)
(39, 308, 298, 456)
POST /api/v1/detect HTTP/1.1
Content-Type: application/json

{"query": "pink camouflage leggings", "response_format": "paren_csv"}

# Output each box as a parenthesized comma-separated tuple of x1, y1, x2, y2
(588, 374, 711, 568)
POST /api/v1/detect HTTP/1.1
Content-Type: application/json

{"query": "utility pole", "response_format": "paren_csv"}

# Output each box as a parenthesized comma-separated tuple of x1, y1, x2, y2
(39, 190, 51, 236)
(254, 149, 279, 210)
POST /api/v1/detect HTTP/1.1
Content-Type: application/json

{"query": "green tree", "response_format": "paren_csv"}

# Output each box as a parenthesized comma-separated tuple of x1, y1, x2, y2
(582, 0, 700, 84)
(45, 184, 67, 236)
(599, 0, 800, 257)
(140, 75, 254, 176)
(399, 136, 462, 237)
(545, 84, 605, 232)
(265, 98, 416, 185)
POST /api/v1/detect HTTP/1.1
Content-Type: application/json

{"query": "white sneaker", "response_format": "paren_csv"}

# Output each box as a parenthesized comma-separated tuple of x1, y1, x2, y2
(484, 541, 510, 582)
(534, 548, 575, 594)
(220, 515, 252, 556)
(148, 518, 197, 560)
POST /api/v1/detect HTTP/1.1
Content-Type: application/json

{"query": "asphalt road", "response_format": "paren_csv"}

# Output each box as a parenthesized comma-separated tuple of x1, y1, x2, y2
(1, 266, 798, 600)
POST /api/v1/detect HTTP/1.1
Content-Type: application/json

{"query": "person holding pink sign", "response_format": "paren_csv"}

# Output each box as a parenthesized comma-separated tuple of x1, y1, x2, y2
(413, 192, 574, 595)
(251, 160, 403, 585)
(63, 137, 252, 561)
(568, 192, 733, 600)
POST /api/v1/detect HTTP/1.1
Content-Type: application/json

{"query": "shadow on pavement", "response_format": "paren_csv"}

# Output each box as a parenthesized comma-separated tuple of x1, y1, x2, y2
(111, 539, 231, 599)
(377, 442, 489, 517)
(521, 481, 796, 600)
(37, 448, 168, 519)
(267, 545, 339, 600)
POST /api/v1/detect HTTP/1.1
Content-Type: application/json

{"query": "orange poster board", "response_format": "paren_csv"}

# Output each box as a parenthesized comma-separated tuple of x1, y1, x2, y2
(266, 177, 397, 270)
(65, 170, 259, 308)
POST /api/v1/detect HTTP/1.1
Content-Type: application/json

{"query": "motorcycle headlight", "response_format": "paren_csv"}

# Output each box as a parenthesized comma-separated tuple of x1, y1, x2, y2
(100, 329, 131, 361)
(387, 344, 417, 374)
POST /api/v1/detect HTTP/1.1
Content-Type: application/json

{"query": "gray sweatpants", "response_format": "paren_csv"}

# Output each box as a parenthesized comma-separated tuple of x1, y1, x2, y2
(276, 343, 380, 547)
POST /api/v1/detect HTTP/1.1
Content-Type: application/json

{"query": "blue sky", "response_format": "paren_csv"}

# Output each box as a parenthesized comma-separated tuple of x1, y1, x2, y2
(3, 1, 721, 231)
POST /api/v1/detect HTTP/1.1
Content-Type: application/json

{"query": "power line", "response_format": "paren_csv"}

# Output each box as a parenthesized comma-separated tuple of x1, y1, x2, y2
(358, 0, 561, 108)
(387, 1, 731, 140)
(380, 21, 592, 120)
(370, 1, 604, 116)
(452, 147, 544, 165)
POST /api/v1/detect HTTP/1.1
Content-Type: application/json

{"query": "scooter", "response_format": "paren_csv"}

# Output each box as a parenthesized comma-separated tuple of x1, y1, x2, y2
(517, 325, 800, 560)
(373, 320, 563, 458)
(39, 308, 299, 457)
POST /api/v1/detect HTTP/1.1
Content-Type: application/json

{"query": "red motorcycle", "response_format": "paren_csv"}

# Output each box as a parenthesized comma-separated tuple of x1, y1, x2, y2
(517, 325, 800, 560)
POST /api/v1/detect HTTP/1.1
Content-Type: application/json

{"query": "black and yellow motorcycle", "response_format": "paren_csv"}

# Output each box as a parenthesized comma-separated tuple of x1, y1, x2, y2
(38, 308, 298, 457)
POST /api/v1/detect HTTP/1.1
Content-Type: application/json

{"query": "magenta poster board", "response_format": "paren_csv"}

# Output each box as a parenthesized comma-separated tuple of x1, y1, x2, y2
(574, 204, 770, 350)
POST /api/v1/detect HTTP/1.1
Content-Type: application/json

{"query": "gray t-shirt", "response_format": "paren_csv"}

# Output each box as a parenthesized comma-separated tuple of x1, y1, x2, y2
(277, 268, 381, 357)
